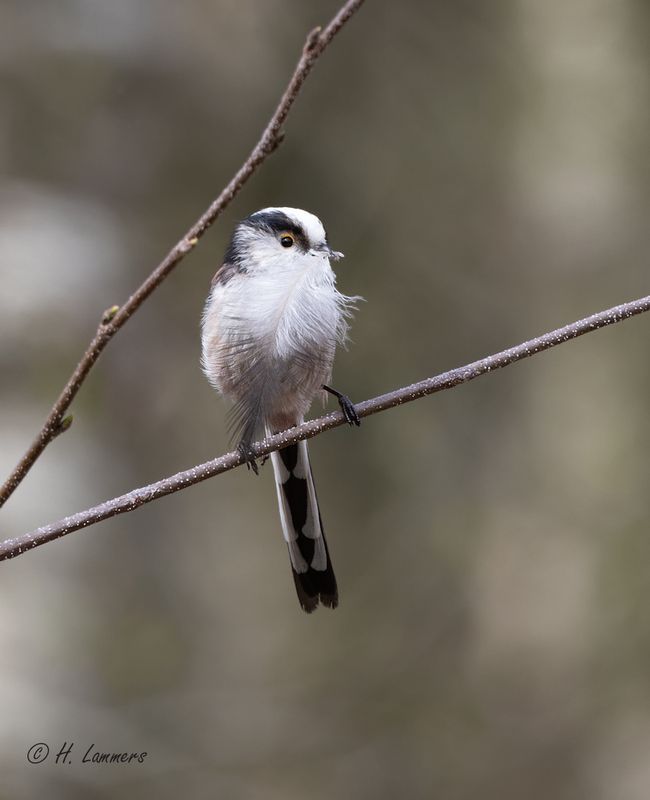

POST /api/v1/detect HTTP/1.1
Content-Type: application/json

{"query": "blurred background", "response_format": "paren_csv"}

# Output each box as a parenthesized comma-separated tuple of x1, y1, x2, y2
(1, 0, 649, 797)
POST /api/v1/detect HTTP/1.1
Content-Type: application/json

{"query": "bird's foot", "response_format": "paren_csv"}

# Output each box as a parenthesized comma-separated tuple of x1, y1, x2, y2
(322, 384, 361, 427)
(237, 443, 260, 475)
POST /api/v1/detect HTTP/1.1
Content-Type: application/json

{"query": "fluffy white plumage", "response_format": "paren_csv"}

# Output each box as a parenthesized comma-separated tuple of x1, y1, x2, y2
(201, 207, 358, 441)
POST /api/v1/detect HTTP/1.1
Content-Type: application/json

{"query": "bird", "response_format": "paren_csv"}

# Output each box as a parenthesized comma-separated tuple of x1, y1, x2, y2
(201, 207, 361, 612)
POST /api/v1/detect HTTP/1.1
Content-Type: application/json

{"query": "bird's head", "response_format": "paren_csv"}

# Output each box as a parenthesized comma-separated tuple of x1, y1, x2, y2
(224, 207, 344, 273)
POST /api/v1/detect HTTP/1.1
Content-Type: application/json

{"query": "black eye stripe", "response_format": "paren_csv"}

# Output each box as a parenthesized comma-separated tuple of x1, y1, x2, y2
(244, 210, 310, 251)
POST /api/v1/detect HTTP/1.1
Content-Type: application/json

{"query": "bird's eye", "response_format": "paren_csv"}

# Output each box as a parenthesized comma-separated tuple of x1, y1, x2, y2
(280, 233, 294, 248)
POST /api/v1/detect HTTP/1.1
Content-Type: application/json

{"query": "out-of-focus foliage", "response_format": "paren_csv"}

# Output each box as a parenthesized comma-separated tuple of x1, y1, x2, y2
(1, 1, 649, 798)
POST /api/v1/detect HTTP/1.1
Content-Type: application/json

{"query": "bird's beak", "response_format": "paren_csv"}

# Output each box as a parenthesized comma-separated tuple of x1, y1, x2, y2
(311, 244, 344, 261)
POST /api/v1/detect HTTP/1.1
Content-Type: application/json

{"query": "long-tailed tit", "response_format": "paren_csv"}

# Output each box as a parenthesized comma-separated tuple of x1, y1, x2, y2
(201, 207, 361, 612)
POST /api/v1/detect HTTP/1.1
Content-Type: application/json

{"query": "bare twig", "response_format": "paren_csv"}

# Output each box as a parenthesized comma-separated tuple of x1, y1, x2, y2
(0, 0, 366, 509)
(1, 293, 648, 562)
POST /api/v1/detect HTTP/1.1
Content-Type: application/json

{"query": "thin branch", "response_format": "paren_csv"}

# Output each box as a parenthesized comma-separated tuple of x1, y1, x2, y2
(0, 0, 366, 509)
(1, 293, 648, 562)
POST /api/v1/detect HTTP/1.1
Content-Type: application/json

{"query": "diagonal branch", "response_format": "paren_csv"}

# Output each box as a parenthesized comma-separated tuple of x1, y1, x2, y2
(1, 293, 648, 562)
(0, 0, 366, 509)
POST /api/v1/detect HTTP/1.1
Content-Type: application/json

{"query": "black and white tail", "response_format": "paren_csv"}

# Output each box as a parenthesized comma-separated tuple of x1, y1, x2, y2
(270, 439, 338, 612)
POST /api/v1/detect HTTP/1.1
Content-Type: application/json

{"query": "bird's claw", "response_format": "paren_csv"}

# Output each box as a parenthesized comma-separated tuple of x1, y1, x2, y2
(322, 384, 361, 427)
(338, 394, 361, 426)
(237, 443, 260, 475)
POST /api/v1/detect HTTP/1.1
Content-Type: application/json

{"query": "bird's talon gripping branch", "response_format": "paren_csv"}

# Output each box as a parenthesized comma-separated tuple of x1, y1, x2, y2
(237, 443, 260, 475)
(322, 384, 361, 427)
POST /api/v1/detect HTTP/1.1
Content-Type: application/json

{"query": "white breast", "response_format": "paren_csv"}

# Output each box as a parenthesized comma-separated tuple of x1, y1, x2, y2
(201, 252, 356, 403)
